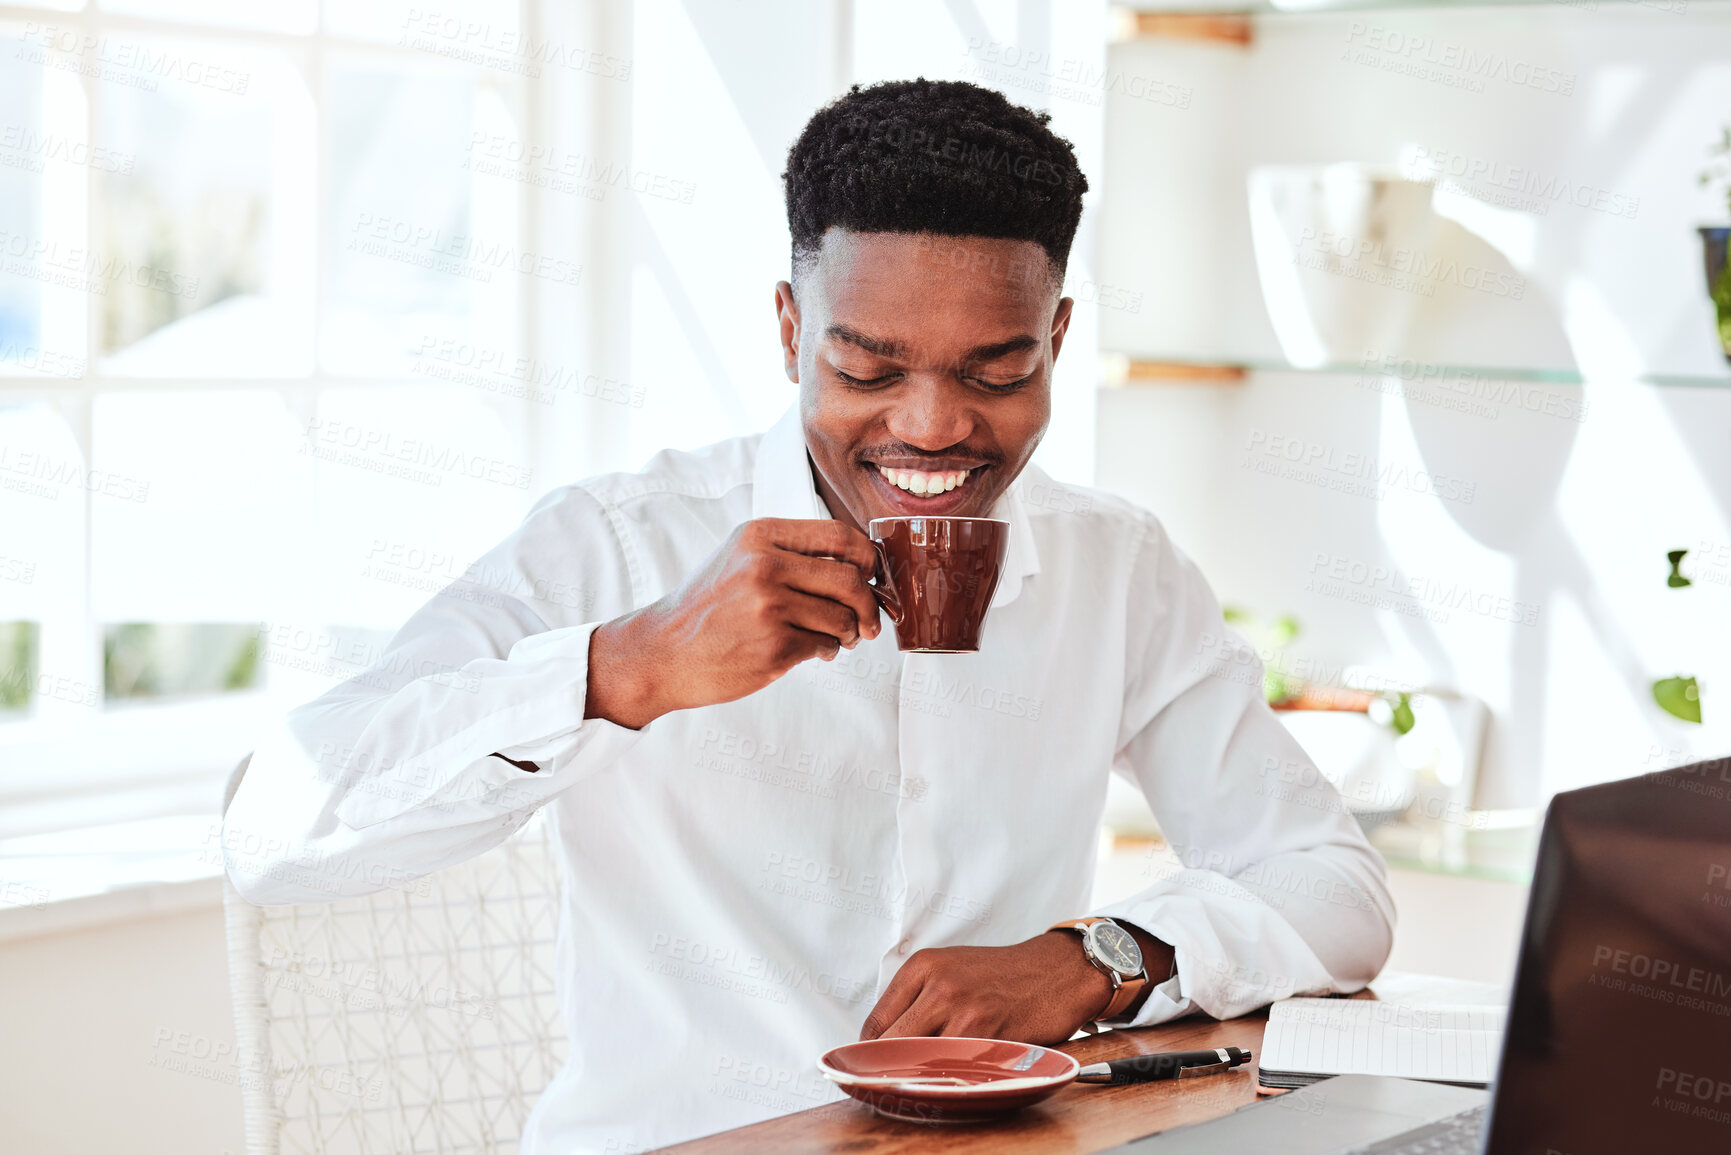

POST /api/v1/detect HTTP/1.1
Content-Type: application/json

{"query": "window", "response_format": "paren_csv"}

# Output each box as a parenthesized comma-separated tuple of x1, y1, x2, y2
(0, 1, 548, 828)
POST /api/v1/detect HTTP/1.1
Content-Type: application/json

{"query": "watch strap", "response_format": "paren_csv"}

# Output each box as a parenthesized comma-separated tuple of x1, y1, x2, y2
(1048, 917, 1148, 1021)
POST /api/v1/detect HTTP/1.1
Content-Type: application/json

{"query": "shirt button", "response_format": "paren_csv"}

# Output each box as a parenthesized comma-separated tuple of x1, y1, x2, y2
(897, 938, 912, 955)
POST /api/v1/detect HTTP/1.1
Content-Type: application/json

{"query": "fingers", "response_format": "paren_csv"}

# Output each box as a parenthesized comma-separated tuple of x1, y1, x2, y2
(777, 625, 841, 668)
(874, 988, 953, 1040)
(859, 957, 927, 1040)
(751, 518, 880, 577)
(780, 589, 864, 649)
(771, 554, 882, 641)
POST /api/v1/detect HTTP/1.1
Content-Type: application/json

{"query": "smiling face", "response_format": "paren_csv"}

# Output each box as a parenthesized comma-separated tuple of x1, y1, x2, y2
(774, 229, 1073, 533)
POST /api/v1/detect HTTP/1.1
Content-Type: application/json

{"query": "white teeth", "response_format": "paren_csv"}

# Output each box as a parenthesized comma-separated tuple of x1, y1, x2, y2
(876, 465, 974, 495)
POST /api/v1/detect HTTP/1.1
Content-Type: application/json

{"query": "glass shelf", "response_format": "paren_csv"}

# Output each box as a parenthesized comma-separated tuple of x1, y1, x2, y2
(1105, 354, 1731, 389)
(1368, 810, 1542, 884)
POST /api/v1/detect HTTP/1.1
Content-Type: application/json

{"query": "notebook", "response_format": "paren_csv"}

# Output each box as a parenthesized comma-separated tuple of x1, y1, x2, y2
(1257, 997, 1507, 1090)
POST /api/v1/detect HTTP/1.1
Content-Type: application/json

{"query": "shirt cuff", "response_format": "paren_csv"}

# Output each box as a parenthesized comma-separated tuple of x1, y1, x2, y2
(332, 622, 646, 829)
(1090, 899, 1198, 1030)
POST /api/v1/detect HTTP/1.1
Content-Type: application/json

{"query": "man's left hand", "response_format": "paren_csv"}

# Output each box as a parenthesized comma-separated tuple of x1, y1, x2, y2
(858, 932, 1116, 1046)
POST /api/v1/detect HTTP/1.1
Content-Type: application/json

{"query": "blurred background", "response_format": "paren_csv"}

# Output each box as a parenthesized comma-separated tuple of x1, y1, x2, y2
(1, 0, 1729, 1150)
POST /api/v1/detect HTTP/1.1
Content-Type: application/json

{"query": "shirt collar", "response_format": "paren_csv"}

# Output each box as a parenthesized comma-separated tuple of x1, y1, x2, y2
(751, 403, 1040, 608)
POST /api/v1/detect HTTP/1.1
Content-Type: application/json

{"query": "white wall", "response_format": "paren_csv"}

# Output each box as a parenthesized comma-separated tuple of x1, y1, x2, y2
(589, 0, 1107, 484)
(0, 902, 243, 1155)
(1096, 5, 1731, 808)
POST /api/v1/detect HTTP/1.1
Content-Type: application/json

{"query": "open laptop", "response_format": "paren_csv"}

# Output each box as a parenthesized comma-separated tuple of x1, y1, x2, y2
(1109, 755, 1731, 1154)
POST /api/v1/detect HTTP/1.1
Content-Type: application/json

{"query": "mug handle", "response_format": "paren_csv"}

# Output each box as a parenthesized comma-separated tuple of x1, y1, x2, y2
(869, 539, 903, 626)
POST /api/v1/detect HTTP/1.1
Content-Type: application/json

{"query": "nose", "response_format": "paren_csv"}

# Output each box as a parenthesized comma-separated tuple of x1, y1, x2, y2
(883, 377, 976, 452)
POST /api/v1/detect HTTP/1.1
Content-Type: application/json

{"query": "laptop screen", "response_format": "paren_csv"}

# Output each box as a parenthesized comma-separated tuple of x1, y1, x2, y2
(1484, 756, 1731, 1154)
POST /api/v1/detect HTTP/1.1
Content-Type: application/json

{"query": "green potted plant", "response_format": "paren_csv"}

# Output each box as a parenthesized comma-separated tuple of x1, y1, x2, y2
(1699, 126, 1731, 362)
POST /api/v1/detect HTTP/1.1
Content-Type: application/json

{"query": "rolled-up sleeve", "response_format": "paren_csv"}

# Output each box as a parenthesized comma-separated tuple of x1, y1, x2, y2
(223, 484, 647, 904)
(1089, 516, 1396, 1026)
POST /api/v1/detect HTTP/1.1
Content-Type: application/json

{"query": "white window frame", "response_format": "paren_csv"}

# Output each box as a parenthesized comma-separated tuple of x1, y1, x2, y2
(0, 0, 554, 829)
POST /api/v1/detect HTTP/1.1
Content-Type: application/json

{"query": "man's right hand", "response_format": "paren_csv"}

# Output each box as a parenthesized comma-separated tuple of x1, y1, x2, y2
(584, 518, 884, 730)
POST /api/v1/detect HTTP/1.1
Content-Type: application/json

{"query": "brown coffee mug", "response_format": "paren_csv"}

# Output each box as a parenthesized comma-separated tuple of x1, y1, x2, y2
(867, 517, 1010, 654)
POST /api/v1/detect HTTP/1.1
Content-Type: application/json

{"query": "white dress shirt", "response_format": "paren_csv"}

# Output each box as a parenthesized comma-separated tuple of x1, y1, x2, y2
(225, 402, 1395, 1153)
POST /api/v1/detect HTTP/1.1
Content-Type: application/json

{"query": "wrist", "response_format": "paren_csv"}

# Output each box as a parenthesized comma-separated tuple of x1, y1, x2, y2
(1040, 929, 1116, 1022)
(584, 612, 670, 729)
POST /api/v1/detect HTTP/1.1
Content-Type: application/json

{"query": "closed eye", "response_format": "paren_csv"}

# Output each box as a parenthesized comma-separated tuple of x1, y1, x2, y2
(835, 369, 902, 388)
(968, 374, 1034, 393)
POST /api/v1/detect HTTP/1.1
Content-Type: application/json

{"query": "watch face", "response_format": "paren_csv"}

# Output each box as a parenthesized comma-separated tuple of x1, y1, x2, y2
(1089, 921, 1143, 976)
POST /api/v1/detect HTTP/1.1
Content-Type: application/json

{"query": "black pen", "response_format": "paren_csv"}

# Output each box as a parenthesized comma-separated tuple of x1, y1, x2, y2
(1077, 1047, 1252, 1085)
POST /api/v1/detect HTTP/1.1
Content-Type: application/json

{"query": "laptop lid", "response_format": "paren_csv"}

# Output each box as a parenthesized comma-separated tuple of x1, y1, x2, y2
(1482, 756, 1731, 1153)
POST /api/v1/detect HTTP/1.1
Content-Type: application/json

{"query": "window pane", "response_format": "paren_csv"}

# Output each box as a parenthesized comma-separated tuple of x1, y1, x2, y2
(99, 0, 315, 36)
(322, 59, 523, 375)
(103, 621, 262, 702)
(307, 386, 533, 626)
(0, 622, 39, 714)
(90, 391, 311, 622)
(0, 26, 72, 378)
(0, 406, 87, 710)
(96, 40, 314, 377)
(0, 28, 44, 369)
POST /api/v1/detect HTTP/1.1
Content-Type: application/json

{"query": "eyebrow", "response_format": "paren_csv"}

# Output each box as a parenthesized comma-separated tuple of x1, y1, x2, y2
(824, 326, 1040, 363)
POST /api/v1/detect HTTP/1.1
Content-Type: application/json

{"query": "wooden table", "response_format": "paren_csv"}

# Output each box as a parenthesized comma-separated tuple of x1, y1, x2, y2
(659, 1012, 1270, 1154)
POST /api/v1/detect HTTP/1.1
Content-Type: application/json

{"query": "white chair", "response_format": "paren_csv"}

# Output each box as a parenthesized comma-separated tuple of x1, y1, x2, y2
(222, 757, 567, 1155)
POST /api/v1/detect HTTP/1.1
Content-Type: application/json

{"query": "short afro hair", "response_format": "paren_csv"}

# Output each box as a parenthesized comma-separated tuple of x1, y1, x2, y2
(782, 79, 1088, 285)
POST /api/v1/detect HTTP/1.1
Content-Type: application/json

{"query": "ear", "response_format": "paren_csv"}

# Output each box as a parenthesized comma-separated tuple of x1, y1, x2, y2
(1048, 295, 1076, 364)
(775, 281, 801, 384)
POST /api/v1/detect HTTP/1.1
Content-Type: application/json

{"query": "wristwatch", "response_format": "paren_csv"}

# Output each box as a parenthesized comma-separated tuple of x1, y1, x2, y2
(1048, 916, 1148, 1022)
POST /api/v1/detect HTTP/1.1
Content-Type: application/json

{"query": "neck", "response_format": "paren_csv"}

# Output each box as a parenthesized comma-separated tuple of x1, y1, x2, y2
(807, 453, 858, 532)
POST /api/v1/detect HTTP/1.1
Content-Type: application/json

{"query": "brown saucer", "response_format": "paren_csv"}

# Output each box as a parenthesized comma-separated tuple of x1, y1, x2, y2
(818, 1036, 1080, 1124)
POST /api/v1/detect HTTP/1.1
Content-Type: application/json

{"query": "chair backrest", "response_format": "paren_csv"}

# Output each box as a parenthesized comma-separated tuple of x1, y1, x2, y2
(222, 757, 568, 1155)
